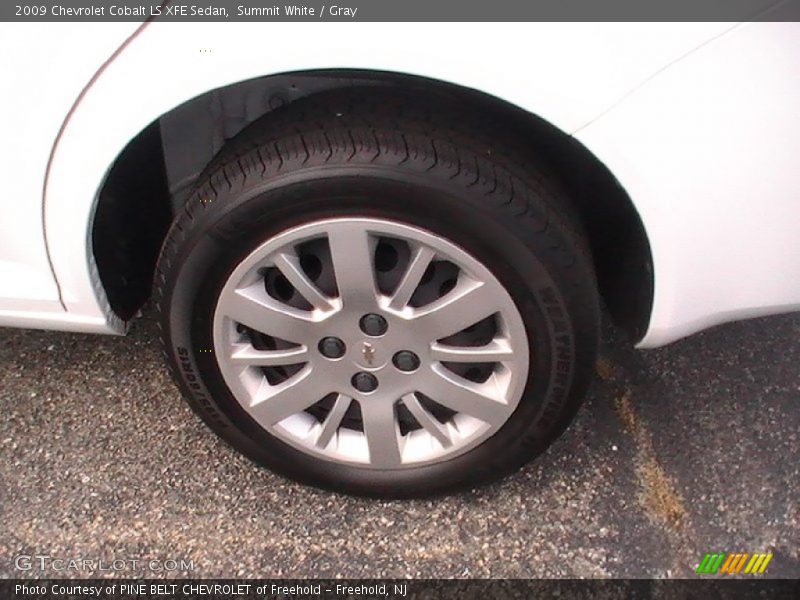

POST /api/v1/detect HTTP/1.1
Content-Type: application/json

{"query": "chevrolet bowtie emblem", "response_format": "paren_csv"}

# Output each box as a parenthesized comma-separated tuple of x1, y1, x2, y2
(361, 342, 375, 365)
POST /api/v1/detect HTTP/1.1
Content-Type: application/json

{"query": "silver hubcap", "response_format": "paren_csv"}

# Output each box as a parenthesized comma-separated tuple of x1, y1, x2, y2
(212, 218, 529, 469)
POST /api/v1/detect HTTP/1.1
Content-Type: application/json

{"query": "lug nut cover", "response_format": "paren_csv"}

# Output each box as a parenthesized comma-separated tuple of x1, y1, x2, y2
(393, 350, 421, 372)
(359, 313, 388, 337)
(352, 372, 379, 393)
(318, 336, 346, 359)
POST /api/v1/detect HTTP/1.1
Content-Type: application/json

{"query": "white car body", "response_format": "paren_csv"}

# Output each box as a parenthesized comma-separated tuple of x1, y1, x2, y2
(1, 21, 798, 348)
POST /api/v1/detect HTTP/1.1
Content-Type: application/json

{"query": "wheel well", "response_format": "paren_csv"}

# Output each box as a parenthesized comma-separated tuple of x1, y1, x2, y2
(92, 70, 653, 340)
(92, 120, 172, 321)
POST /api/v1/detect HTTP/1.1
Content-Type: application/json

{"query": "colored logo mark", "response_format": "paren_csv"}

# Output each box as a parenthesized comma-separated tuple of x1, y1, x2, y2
(696, 552, 773, 575)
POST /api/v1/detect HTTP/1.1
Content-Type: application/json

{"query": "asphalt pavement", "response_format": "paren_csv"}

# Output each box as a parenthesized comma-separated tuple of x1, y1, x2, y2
(1, 308, 798, 578)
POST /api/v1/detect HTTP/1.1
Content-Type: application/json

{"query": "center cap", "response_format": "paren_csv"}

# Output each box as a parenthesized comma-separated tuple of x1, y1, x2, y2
(354, 340, 387, 370)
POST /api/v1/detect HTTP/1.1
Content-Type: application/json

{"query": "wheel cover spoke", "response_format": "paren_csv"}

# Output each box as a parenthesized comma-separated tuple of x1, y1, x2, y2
(314, 394, 352, 450)
(327, 226, 378, 309)
(230, 344, 309, 366)
(248, 365, 326, 426)
(418, 364, 511, 426)
(410, 278, 500, 341)
(360, 399, 403, 467)
(429, 339, 514, 363)
(272, 251, 335, 312)
(388, 245, 436, 310)
(222, 284, 318, 343)
(212, 218, 528, 469)
(402, 393, 453, 448)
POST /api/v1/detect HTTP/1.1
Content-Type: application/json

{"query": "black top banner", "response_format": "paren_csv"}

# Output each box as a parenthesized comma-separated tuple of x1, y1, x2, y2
(3, 0, 800, 22)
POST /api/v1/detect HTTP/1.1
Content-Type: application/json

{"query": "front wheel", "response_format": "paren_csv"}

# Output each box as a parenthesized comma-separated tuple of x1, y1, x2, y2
(155, 92, 600, 497)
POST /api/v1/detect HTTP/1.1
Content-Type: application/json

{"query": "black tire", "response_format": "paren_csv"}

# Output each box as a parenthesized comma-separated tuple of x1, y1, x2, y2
(154, 89, 600, 498)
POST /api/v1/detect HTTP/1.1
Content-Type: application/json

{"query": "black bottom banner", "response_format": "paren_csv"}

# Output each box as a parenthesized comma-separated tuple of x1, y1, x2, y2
(2, 579, 799, 600)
